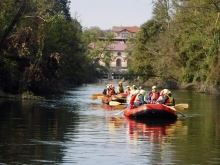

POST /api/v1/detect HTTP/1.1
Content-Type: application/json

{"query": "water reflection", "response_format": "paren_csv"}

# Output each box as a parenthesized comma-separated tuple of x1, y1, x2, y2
(107, 116, 125, 132)
(126, 118, 176, 144)
(1, 83, 220, 164)
(0, 98, 79, 164)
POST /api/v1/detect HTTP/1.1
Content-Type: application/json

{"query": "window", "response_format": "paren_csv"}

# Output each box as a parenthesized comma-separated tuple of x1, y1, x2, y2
(117, 52, 121, 56)
(116, 59, 121, 67)
(121, 33, 127, 38)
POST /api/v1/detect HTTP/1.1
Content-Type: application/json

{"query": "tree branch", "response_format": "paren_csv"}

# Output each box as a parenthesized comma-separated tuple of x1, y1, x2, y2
(0, 0, 26, 48)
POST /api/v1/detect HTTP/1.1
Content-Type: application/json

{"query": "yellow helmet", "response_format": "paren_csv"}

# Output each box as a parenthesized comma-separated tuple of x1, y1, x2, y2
(119, 82, 122, 84)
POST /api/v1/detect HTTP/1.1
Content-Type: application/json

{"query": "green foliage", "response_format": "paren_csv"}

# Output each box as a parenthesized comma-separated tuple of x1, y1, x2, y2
(0, 0, 98, 94)
(127, 20, 163, 81)
(127, 0, 220, 88)
(84, 29, 115, 69)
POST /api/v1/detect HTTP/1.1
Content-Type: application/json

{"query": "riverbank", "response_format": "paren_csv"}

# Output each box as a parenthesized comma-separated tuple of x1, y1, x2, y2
(0, 90, 45, 100)
(142, 78, 220, 95)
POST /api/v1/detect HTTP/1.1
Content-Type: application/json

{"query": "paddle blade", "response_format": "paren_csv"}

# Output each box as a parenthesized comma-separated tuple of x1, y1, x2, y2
(178, 103, 189, 109)
(112, 104, 126, 110)
(92, 93, 104, 97)
(91, 96, 98, 100)
(174, 104, 189, 110)
(97, 96, 105, 100)
(109, 101, 121, 106)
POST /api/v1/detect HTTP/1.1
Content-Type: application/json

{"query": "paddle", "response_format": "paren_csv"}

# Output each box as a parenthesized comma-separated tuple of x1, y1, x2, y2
(92, 93, 105, 97)
(91, 95, 98, 100)
(110, 101, 188, 108)
(168, 106, 185, 117)
(112, 104, 126, 110)
(177, 111, 185, 117)
(114, 109, 126, 115)
(114, 106, 185, 117)
(173, 103, 189, 111)
(109, 101, 126, 106)
(112, 102, 188, 116)
(91, 95, 105, 100)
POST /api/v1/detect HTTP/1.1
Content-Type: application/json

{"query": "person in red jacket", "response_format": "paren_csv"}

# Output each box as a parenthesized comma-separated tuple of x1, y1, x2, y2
(127, 90, 139, 109)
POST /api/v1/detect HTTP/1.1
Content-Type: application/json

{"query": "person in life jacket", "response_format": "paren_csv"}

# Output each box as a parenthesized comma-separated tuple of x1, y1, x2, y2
(106, 86, 113, 97)
(130, 85, 137, 94)
(147, 86, 160, 104)
(102, 85, 108, 95)
(125, 86, 131, 94)
(128, 90, 139, 109)
(109, 85, 116, 95)
(156, 89, 175, 106)
(117, 82, 124, 94)
(134, 89, 146, 108)
(165, 91, 175, 106)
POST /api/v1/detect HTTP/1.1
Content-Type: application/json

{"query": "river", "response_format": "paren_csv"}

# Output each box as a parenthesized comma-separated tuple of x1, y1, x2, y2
(0, 82, 220, 165)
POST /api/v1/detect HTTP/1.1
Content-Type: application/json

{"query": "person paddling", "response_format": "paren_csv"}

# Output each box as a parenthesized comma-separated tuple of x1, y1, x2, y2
(134, 89, 146, 107)
(117, 82, 124, 94)
(156, 89, 175, 106)
(147, 86, 160, 104)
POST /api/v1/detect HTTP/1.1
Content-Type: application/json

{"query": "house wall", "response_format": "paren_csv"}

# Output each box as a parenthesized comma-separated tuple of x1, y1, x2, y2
(114, 30, 136, 38)
(99, 51, 127, 68)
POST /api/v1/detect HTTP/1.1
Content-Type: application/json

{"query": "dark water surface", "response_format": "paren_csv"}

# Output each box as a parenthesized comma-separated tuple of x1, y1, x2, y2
(0, 82, 220, 165)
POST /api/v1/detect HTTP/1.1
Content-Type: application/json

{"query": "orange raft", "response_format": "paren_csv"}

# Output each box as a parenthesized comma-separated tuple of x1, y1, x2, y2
(124, 104, 178, 119)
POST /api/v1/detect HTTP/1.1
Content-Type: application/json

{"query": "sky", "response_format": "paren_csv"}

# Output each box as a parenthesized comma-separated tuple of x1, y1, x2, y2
(69, 0, 153, 30)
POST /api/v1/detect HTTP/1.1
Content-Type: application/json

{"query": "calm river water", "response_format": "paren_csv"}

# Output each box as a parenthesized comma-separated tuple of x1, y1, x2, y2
(0, 82, 220, 165)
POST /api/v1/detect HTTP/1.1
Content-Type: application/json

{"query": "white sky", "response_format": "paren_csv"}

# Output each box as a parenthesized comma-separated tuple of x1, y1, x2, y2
(69, 0, 153, 30)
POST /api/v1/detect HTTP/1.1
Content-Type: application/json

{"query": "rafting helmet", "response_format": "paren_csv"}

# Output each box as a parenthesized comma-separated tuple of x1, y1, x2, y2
(152, 86, 156, 89)
(134, 90, 140, 94)
(140, 89, 146, 95)
(163, 89, 169, 95)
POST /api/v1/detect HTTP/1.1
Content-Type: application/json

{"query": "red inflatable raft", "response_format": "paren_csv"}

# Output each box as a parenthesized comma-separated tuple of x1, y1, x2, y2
(124, 104, 178, 119)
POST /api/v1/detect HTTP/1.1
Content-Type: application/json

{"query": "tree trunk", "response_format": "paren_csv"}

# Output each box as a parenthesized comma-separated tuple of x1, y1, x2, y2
(0, 0, 26, 48)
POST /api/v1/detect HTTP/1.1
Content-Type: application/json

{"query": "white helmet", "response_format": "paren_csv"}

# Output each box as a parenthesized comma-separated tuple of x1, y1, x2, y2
(140, 89, 146, 95)
(152, 86, 156, 89)
(163, 89, 169, 95)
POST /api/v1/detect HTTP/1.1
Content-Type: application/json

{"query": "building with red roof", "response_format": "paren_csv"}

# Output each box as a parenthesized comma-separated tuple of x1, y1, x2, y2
(92, 26, 138, 79)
